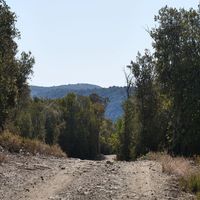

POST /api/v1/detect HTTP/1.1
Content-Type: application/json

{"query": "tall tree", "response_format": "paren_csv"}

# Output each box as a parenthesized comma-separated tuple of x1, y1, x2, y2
(44, 103, 62, 145)
(58, 93, 106, 159)
(151, 6, 200, 155)
(130, 50, 160, 156)
(117, 67, 135, 161)
(118, 50, 160, 160)
(0, 0, 34, 131)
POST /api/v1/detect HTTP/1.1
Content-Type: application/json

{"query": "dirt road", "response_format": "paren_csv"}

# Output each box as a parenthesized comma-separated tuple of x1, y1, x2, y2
(0, 154, 194, 200)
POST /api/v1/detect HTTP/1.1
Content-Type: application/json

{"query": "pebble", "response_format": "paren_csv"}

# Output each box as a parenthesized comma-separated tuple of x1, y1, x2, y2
(106, 160, 114, 165)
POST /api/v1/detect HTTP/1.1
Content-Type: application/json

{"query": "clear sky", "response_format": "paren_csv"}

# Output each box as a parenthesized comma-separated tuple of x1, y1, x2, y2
(6, 0, 198, 87)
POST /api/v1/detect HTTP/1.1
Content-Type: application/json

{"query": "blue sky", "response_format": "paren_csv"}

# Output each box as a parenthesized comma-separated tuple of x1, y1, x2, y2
(6, 0, 198, 87)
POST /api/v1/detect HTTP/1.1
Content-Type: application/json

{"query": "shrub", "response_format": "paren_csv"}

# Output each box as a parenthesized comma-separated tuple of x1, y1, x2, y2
(143, 152, 192, 176)
(0, 131, 66, 157)
(180, 173, 200, 195)
(0, 131, 22, 153)
(144, 152, 200, 198)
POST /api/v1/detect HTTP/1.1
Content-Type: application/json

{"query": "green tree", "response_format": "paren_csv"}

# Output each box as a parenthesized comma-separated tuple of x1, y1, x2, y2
(130, 50, 160, 156)
(118, 50, 161, 160)
(58, 94, 79, 157)
(118, 99, 135, 161)
(151, 6, 200, 155)
(58, 93, 106, 159)
(44, 103, 62, 145)
(17, 111, 33, 138)
(29, 98, 46, 141)
(99, 119, 115, 154)
(0, 0, 34, 131)
(117, 67, 135, 161)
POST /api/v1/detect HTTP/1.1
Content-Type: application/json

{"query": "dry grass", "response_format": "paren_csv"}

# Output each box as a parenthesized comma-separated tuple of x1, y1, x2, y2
(0, 131, 66, 157)
(144, 152, 193, 176)
(145, 152, 200, 199)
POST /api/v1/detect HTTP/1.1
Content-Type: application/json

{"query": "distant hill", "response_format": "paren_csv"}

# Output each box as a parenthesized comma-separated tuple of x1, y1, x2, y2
(30, 84, 127, 121)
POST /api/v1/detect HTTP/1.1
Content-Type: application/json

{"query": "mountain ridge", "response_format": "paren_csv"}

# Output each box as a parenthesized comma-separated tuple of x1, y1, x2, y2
(30, 83, 126, 121)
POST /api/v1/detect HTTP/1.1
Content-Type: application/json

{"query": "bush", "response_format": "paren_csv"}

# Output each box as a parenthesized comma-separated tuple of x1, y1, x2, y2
(0, 131, 22, 153)
(180, 173, 200, 197)
(144, 152, 200, 198)
(143, 152, 192, 176)
(0, 131, 66, 157)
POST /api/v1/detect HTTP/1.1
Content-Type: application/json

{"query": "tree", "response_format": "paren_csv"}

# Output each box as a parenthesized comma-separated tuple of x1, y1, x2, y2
(118, 99, 135, 161)
(30, 99, 46, 141)
(44, 103, 62, 145)
(117, 67, 135, 161)
(99, 119, 115, 154)
(58, 93, 106, 159)
(151, 6, 200, 155)
(0, 0, 34, 131)
(130, 50, 160, 156)
(17, 112, 33, 138)
(89, 93, 107, 157)
(118, 50, 161, 160)
(58, 94, 79, 157)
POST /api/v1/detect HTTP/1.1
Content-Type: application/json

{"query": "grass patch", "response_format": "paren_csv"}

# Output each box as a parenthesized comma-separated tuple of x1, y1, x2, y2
(0, 131, 66, 157)
(144, 152, 200, 198)
(180, 173, 200, 193)
(144, 152, 192, 176)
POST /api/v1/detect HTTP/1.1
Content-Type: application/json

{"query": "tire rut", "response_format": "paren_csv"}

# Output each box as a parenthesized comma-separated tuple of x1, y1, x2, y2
(0, 154, 195, 200)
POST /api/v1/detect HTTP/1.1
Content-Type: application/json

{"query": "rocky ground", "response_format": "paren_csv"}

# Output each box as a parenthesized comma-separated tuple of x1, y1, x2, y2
(0, 153, 195, 200)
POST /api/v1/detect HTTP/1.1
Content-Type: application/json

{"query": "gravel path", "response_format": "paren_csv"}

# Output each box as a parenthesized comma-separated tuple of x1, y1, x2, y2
(0, 154, 194, 200)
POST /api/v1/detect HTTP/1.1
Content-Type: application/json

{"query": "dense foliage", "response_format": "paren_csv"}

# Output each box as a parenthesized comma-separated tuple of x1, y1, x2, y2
(2, 0, 200, 161)
(8, 94, 109, 159)
(31, 85, 126, 122)
(151, 6, 200, 156)
(58, 93, 106, 159)
(0, 0, 34, 131)
(118, 5, 200, 160)
(0, 0, 116, 159)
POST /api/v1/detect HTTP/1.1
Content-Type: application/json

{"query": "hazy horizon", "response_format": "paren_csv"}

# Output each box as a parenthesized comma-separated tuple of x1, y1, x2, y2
(7, 0, 197, 87)
(31, 82, 122, 88)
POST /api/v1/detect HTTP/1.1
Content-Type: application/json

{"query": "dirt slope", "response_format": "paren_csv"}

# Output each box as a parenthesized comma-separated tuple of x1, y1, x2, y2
(0, 154, 194, 200)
